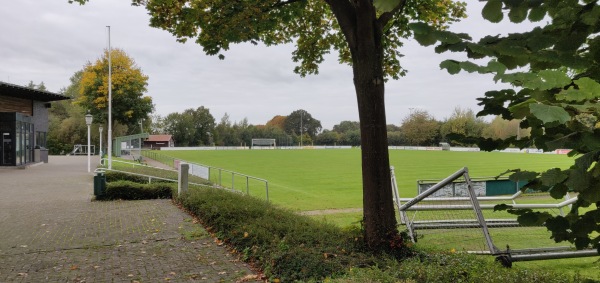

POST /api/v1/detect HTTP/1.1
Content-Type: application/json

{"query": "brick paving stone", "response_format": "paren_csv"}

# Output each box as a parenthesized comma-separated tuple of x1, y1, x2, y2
(0, 156, 260, 282)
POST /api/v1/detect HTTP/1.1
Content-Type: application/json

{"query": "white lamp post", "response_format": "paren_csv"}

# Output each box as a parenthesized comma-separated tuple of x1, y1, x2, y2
(85, 113, 93, 172)
(99, 126, 103, 157)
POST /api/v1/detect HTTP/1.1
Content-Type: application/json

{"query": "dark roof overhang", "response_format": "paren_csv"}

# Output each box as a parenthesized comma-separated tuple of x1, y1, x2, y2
(0, 81, 70, 102)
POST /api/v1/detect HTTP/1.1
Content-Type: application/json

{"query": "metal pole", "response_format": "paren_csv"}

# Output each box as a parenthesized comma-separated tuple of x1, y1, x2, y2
(99, 126, 103, 157)
(300, 111, 303, 147)
(398, 167, 467, 211)
(107, 26, 113, 170)
(265, 181, 269, 201)
(246, 176, 249, 195)
(509, 249, 599, 262)
(87, 123, 91, 172)
(464, 169, 500, 254)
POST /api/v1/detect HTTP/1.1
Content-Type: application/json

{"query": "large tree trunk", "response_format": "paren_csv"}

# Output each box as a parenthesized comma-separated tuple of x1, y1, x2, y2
(326, 0, 399, 251)
(352, 5, 398, 251)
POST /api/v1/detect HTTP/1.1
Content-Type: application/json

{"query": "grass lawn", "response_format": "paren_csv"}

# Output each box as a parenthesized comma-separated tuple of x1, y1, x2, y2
(158, 149, 572, 211)
(156, 149, 599, 279)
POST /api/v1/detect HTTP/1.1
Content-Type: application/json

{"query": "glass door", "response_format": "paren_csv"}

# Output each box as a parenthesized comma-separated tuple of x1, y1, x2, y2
(2, 132, 13, 165)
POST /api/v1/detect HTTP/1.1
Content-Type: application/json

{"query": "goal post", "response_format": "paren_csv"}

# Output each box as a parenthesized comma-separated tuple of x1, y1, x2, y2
(251, 138, 276, 149)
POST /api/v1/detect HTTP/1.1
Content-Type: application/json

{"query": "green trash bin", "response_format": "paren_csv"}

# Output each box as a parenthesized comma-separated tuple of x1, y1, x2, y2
(94, 172, 106, 196)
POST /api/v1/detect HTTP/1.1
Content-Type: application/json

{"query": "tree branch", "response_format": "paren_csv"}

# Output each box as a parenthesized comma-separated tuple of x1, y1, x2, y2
(325, 0, 357, 50)
(377, 0, 407, 27)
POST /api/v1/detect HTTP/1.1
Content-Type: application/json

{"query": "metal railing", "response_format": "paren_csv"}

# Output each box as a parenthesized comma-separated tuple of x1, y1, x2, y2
(140, 150, 269, 201)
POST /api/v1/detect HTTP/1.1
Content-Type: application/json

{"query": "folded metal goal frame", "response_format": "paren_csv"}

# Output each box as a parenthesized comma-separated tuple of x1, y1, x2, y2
(390, 166, 600, 266)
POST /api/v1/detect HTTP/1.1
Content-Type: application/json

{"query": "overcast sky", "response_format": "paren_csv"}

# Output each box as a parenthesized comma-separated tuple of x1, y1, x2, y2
(0, 1, 536, 129)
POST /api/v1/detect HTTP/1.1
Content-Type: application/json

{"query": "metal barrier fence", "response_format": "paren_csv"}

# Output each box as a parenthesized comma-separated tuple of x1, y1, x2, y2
(141, 150, 269, 201)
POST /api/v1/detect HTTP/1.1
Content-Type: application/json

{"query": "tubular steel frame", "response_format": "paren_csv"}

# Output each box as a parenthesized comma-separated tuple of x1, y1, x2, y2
(392, 167, 599, 266)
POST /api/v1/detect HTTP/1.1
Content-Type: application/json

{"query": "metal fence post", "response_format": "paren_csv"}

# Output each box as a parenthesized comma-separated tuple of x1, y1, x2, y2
(178, 163, 189, 196)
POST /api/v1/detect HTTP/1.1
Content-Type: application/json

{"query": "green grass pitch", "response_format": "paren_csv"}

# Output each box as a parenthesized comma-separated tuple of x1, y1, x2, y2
(157, 149, 599, 279)
(158, 149, 573, 211)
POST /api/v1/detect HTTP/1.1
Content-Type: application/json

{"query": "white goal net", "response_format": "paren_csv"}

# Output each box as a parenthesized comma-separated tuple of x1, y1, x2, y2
(251, 138, 276, 149)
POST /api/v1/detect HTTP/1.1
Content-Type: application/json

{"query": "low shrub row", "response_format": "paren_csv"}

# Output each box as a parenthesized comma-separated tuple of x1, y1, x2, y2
(104, 171, 155, 183)
(176, 186, 590, 282)
(177, 186, 379, 282)
(96, 180, 175, 200)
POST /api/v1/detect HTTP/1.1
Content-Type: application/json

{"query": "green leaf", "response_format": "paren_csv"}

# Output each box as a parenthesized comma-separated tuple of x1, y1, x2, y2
(413, 32, 437, 46)
(482, 0, 504, 23)
(566, 169, 590, 193)
(575, 150, 600, 171)
(408, 22, 431, 35)
(440, 60, 461, 74)
(581, 6, 600, 26)
(509, 170, 539, 182)
(494, 203, 512, 212)
(537, 70, 572, 90)
(540, 168, 568, 187)
(575, 77, 600, 98)
(557, 88, 589, 102)
(433, 30, 462, 44)
(580, 183, 600, 203)
(529, 104, 571, 124)
(517, 212, 545, 226)
(508, 98, 536, 119)
(528, 5, 547, 22)
(373, 0, 401, 13)
(549, 183, 569, 199)
(459, 61, 480, 73)
(508, 3, 528, 23)
(485, 61, 507, 75)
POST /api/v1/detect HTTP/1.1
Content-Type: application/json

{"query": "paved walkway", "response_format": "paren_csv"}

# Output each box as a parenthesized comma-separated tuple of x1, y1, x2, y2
(0, 156, 258, 282)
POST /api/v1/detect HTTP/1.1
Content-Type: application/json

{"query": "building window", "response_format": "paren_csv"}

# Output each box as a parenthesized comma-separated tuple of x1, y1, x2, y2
(36, 131, 47, 148)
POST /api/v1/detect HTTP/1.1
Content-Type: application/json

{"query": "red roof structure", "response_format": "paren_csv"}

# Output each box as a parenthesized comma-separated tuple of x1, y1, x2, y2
(143, 134, 174, 149)
(146, 135, 172, 142)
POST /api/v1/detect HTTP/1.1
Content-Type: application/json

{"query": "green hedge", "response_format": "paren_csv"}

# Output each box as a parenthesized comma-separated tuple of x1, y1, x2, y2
(177, 186, 408, 282)
(104, 171, 169, 184)
(176, 187, 587, 283)
(97, 180, 175, 200)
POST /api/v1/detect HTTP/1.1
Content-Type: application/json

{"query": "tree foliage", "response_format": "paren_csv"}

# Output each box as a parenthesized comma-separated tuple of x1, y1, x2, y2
(400, 109, 440, 146)
(163, 107, 215, 146)
(440, 107, 486, 146)
(25, 81, 47, 91)
(78, 48, 154, 133)
(266, 115, 287, 130)
(333, 120, 360, 133)
(412, 0, 600, 249)
(47, 72, 128, 154)
(284, 109, 322, 138)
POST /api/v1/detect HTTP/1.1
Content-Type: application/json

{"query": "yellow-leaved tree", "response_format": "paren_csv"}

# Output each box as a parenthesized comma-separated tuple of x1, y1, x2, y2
(78, 48, 154, 133)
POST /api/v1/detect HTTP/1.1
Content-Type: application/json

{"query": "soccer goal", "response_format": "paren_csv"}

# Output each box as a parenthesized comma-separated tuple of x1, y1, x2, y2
(251, 138, 276, 149)
(392, 167, 599, 267)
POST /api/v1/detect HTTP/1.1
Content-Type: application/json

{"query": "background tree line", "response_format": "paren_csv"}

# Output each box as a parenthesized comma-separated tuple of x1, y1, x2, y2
(149, 106, 530, 148)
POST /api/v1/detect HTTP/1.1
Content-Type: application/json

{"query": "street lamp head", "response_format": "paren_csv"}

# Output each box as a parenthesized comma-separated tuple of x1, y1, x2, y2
(85, 112, 93, 126)
(99, 126, 103, 132)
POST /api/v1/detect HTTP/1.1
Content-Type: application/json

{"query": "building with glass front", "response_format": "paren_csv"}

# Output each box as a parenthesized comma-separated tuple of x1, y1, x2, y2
(0, 81, 69, 166)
